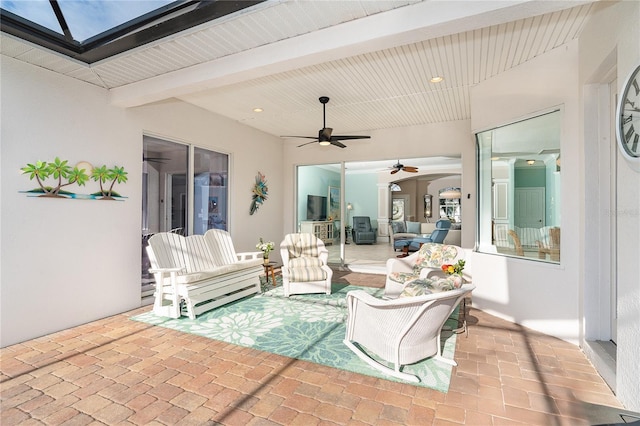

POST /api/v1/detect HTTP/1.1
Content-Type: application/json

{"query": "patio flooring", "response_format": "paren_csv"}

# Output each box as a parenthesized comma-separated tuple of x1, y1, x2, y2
(0, 270, 627, 425)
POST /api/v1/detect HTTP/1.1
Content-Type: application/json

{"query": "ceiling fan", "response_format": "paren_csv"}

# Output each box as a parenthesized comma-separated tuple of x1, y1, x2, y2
(143, 156, 169, 163)
(282, 96, 370, 148)
(390, 160, 418, 174)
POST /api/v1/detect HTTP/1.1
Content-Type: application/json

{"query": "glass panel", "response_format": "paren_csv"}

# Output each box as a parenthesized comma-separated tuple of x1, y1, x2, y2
(142, 137, 188, 293)
(57, 0, 175, 42)
(476, 110, 561, 262)
(1, 0, 63, 35)
(296, 164, 340, 263)
(193, 147, 228, 234)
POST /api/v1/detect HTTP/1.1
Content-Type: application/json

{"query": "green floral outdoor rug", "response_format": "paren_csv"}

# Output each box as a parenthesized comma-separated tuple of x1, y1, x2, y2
(132, 282, 459, 392)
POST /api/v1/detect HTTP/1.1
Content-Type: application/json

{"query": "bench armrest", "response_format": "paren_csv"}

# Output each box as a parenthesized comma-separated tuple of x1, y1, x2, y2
(236, 251, 262, 260)
(149, 267, 184, 274)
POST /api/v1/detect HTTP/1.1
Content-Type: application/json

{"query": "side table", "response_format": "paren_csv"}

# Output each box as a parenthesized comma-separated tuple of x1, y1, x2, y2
(262, 262, 280, 287)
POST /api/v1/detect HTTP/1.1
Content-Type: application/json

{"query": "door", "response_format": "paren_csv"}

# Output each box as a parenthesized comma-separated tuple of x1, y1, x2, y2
(142, 137, 229, 303)
(514, 188, 545, 228)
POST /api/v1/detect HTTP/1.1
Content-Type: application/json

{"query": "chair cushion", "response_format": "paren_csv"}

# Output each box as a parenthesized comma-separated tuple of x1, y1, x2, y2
(399, 275, 463, 298)
(284, 233, 320, 258)
(288, 266, 327, 282)
(406, 221, 421, 234)
(399, 279, 433, 297)
(289, 257, 323, 268)
(387, 271, 419, 285)
(391, 221, 406, 233)
(413, 244, 460, 272)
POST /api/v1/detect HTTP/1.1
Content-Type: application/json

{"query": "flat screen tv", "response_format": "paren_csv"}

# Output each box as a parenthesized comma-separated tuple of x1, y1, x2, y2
(306, 195, 327, 221)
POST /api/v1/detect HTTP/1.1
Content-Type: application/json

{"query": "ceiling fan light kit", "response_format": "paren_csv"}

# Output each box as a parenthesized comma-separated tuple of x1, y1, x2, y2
(282, 96, 370, 148)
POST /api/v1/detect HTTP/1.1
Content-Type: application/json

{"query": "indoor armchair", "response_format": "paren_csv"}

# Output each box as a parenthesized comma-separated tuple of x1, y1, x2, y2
(351, 216, 376, 245)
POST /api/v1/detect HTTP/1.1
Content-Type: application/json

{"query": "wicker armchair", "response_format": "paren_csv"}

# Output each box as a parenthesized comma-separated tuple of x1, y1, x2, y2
(343, 284, 475, 383)
(280, 233, 333, 297)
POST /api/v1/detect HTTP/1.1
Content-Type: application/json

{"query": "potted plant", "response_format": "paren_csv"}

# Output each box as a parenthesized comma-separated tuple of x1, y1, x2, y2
(256, 238, 275, 264)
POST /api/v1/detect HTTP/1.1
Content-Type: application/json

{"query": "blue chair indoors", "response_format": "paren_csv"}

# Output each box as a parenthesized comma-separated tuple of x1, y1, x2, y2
(351, 216, 377, 245)
(408, 219, 451, 251)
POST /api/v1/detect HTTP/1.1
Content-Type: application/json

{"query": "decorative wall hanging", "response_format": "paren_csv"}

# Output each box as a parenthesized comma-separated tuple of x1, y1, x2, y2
(250, 171, 268, 215)
(20, 157, 128, 200)
(328, 186, 340, 221)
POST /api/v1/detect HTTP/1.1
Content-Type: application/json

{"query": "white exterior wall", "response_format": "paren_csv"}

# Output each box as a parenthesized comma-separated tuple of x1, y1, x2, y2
(469, 41, 581, 344)
(578, 1, 640, 412)
(0, 57, 284, 347)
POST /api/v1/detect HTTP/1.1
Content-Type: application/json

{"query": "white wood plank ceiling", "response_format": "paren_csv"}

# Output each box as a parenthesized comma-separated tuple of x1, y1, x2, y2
(1, 0, 595, 138)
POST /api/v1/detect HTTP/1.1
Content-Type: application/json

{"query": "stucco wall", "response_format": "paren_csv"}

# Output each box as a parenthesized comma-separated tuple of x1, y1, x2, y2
(578, 0, 640, 412)
(469, 41, 581, 344)
(0, 57, 284, 347)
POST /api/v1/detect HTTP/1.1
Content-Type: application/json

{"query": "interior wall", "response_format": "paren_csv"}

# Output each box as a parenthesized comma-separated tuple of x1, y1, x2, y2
(469, 41, 581, 343)
(345, 173, 378, 229)
(296, 166, 340, 225)
(0, 56, 284, 347)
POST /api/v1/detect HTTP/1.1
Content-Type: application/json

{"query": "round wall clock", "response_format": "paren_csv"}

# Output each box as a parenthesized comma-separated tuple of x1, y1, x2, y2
(616, 64, 640, 169)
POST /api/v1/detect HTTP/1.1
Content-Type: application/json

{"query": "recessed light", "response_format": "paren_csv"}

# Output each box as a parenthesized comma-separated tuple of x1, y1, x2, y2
(430, 76, 443, 83)
(252, 107, 263, 113)
(527, 160, 535, 165)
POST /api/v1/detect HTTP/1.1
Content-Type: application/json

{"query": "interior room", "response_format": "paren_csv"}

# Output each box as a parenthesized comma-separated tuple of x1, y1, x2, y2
(1, 1, 639, 423)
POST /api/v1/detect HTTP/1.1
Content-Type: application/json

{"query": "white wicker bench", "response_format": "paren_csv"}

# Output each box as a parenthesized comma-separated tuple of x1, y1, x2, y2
(147, 229, 263, 319)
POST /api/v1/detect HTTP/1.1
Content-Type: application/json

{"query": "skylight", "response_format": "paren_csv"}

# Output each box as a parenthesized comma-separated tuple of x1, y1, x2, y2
(0, 0, 264, 63)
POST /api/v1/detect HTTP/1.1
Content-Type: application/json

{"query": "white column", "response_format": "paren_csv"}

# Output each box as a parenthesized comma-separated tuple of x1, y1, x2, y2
(377, 183, 390, 243)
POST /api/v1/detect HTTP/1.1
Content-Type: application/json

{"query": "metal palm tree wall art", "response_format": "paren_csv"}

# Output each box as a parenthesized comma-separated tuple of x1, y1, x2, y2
(20, 157, 128, 200)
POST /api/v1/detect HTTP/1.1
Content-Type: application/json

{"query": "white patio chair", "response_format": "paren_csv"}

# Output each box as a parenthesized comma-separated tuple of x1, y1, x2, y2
(280, 233, 333, 297)
(343, 284, 475, 383)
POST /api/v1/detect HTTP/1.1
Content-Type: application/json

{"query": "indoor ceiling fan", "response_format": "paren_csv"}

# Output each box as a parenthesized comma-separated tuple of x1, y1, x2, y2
(282, 96, 371, 148)
(389, 160, 418, 174)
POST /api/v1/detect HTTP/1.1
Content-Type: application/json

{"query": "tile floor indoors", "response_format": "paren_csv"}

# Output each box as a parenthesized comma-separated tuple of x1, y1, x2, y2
(1, 269, 630, 425)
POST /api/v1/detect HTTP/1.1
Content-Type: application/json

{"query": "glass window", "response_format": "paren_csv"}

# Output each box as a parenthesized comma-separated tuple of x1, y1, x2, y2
(476, 110, 561, 263)
(1, 0, 63, 35)
(194, 147, 228, 234)
(57, 0, 175, 42)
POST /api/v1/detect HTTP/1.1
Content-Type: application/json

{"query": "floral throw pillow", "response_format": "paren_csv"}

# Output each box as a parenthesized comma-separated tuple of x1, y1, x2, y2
(413, 243, 459, 272)
(400, 279, 433, 297)
(388, 272, 419, 285)
(399, 275, 463, 298)
(428, 274, 463, 292)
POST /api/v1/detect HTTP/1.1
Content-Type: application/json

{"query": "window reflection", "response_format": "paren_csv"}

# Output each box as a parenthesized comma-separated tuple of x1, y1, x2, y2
(476, 110, 561, 263)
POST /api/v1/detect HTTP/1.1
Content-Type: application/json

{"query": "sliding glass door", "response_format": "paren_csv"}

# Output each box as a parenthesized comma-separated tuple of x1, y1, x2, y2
(142, 136, 228, 301)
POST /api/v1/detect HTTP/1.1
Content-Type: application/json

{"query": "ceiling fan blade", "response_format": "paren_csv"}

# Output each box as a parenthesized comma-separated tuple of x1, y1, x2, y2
(330, 135, 370, 141)
(403, 166, 418, 170)
(297, 140, 319, 147)
(319, 127, 333, 141)
(282, 135, 317, 139)
(404, 168, 419, 173)
(330, 140, 347, 148)
(390, 168, 399, 174)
